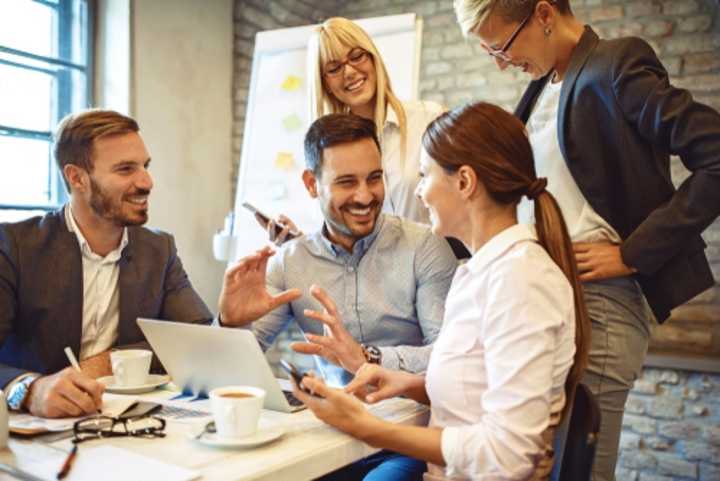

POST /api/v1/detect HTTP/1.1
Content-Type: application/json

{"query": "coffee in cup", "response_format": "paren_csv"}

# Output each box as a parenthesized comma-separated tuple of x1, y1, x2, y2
(110, 349, 153, 387)
(209, 386, 266, 439)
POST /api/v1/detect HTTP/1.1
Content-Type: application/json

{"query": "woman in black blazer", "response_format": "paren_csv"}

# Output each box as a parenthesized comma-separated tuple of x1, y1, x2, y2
(453, 1, 720, 480)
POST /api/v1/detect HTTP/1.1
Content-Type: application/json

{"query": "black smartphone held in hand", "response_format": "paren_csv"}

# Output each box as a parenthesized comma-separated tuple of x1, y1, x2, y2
(280, 359, 317, 396)
(241, 202, 300, 240)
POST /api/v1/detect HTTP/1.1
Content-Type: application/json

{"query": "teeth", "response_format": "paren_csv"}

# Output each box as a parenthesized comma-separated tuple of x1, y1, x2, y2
(126, 197, 148, 205)
(348, 207, 371, 215)
(345, 78, 365, 91)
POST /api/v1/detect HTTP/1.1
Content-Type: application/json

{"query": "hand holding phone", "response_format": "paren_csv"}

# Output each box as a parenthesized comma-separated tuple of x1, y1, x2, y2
(279, 360, 319, 397)
(242, 202, 301, 243)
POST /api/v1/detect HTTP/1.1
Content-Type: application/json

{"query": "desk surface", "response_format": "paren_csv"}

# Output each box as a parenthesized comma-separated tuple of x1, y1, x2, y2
(0, 387, 429, 481)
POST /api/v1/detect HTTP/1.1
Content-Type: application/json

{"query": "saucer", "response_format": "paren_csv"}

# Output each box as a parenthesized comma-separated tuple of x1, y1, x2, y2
(98, 374, 170, 394)
(191, 425, 285, 448)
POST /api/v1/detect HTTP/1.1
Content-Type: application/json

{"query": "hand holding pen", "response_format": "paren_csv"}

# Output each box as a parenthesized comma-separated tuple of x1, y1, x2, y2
(22, 348, 104, 419)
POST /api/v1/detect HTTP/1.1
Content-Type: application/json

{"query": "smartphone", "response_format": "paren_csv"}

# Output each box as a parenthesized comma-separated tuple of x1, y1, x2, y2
(118, 401, 163, 419)
(242, 202, 300, 240)
(279, 359, 317, 396)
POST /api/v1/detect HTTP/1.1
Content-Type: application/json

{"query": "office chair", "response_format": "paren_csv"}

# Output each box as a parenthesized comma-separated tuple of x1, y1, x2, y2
(555, 383, 601, 481)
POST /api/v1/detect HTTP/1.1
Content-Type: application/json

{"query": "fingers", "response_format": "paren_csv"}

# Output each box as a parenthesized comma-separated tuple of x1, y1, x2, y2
(71, 372, 105, 408)
(225, 247, 275, 280)
(277, 214, 300, 233)
(344, 363, 380, 394)
(291, 342, 323, 355)
(301, 375, 331, 398)
(309, 285, 340, 317)
(270, 288, 302, 308)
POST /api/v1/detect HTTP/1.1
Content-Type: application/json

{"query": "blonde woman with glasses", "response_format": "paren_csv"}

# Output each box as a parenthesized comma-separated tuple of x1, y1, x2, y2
(453, 1, 720, 480)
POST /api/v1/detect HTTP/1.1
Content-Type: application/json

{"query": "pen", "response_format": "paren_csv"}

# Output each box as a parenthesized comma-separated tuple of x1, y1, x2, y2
(63, 347, 81, 373)
(56, 445, 77, 480)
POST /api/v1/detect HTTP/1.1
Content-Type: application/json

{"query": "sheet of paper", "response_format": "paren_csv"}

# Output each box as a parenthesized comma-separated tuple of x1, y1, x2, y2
(10, 396, 137, 433)
(26, 445, 200, 481)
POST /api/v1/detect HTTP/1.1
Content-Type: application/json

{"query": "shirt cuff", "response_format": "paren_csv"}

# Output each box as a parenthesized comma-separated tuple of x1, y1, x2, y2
(5, 372, 38, 411)
(378, 347, 400, 370)
(441, 426, 462, 478)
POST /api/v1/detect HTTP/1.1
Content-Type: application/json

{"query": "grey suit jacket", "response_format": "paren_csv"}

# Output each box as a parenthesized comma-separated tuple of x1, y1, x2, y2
(0, 208, 213, 387)
(515, 26, 720, 322)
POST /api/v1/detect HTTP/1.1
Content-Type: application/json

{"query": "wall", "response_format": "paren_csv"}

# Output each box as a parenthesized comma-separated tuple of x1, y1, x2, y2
(131, 0, 234, 307)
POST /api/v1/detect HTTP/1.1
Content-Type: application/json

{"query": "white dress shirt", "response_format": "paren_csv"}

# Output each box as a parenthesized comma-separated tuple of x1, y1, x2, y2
(381, 100, 444, 224)
(64, 206, 128, 360)
(425, 224, 576, 480)
(518, 79, 621, 244)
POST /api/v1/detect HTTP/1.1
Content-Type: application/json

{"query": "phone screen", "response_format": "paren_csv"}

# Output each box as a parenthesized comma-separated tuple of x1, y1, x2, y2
(280, 360, 315, 395)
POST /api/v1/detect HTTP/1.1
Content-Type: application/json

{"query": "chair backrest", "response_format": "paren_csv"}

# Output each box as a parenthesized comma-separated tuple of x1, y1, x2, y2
(557, 383, 601, 481)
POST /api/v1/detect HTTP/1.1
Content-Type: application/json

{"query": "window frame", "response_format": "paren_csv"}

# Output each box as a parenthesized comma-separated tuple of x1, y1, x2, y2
(0, 0, 94, 214)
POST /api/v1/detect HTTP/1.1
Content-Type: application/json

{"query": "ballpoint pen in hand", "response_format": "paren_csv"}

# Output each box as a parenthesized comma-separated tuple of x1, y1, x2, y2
(63, 347, 81, 373)
(56, 445, 77, 480)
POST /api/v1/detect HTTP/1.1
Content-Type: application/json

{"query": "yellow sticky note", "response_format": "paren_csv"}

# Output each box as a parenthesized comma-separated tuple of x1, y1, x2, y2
(274, 152, 295, 171)
(282, 114, 302, 132)
(281, 75, 302, 92)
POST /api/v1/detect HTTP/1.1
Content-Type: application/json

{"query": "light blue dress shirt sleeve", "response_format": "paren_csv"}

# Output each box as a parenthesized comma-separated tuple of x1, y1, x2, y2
(379, 232, 457, 372)
(250, 251, 294, 351)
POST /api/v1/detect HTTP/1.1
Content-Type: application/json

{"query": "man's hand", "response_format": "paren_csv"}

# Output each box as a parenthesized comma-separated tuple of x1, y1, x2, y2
(79, 351, 112, 379)
(24, 367, 104, 418)
(218, 246, 301, 326)
(573, 242, 637, 282)
(266, 214, 303, 246)
(291, 285, 366, 373)
(344, 363, 425, 404)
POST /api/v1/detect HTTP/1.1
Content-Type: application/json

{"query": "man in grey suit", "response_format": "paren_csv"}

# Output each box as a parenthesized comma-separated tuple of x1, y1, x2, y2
(0, 110, 236, 418)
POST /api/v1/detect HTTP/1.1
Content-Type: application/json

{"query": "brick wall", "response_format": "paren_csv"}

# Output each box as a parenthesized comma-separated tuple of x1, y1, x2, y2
(232, 1, 720, 479)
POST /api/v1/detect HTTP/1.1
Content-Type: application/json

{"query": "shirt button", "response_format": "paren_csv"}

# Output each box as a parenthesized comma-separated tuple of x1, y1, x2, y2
(347, 266, 355, 273)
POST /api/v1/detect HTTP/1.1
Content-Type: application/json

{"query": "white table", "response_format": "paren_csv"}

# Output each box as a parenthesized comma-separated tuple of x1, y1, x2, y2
(0, 386, 429, 481)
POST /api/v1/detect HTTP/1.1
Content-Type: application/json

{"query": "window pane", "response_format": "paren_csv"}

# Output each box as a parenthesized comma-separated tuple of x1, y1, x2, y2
(0, 137, 51, 205)
(0, 0, 56, 59)
(0, 209, 50, 223)
(0, 64, 54, 132)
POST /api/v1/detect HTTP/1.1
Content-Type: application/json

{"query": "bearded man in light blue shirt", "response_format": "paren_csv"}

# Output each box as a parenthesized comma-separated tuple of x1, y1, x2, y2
(218, 114, 457, 386)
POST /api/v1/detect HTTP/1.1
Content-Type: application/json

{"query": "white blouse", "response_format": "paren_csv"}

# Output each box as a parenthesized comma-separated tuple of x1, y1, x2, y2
(381, 100, 444, 224)
(425, 224, 576, 480)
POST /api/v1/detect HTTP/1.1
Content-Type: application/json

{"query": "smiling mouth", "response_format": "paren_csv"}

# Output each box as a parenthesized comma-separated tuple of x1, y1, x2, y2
(345, 77, 365, 92)
(125, 195, 149, 207)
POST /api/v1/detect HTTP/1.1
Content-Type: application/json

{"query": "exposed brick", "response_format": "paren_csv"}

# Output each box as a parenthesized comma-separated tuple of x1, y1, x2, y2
(646, 436, 673, 450)
(639, 473, 673, 481)
(681, 440, 720, 461)
(675, 74, 720, 93)
(659, 421, 702, 440)
(590, 5, 624, 22)
(663, 33, 720, 55)
(616, 468, 639, 481)
(700, 462, 720, 481)
(644, 19, 674, 38)
(662, 0, 700, 16)
(633, 379, 659, 395)
(440, 44, 472, 59)
(677, 14, 714, 33)
(622, 450, 658, 470)
(621, 432, 642, 450)
(656, 452, 698, 478)
(424, 61, 453, 76)
(626, 395, 647, 414)
(624, 414, 658, 435)
(625, 1, 663, 18)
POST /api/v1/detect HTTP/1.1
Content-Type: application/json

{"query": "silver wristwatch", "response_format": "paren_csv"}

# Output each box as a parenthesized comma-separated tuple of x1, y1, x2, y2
(6, 374, 39, 411)
(361, 344, 382, 365)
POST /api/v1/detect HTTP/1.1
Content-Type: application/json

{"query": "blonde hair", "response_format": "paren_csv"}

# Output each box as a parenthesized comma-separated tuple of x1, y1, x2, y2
(454, 0, 572, 37)
(307, 17, 407, 154)
(54, 109, 139, 191)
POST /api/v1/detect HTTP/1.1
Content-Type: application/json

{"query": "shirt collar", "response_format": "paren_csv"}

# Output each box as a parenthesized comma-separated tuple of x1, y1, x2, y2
(315, 213, 386, 258)
(465, 223, 538, 273)
(64, 204, 129, 262)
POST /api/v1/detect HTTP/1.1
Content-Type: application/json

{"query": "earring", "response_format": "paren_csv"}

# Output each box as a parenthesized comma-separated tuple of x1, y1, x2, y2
(544, 27, 552, 36)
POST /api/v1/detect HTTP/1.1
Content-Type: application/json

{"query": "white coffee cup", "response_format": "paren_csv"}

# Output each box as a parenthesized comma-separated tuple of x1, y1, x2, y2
(110, 349, 152, 387)
(209, 385, 266, 439)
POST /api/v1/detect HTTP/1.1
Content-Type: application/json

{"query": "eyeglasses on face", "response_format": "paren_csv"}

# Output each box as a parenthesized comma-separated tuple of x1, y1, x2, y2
(484, 0, 556, 62)
(323, 49, 371, 77)
(72, 415, 166, 444)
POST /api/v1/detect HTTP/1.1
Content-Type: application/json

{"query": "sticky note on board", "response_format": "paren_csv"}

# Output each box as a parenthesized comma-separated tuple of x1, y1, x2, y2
(281, 75, 302, 92)
(282, 113, 302, 132)
(274, 151, 295, 171)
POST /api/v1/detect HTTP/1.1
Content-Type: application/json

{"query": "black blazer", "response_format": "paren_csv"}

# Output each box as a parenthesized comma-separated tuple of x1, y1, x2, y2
(515, 26, 720, 322)
(0, 209, 213, 386)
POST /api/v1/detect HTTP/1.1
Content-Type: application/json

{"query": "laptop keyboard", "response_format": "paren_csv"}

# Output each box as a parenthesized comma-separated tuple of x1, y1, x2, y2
(283, 390, 304, 407)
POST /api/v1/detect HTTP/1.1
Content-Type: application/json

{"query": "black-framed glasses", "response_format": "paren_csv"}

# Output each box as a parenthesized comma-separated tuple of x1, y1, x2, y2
(72, 415, 166, 444)
(485, 0, 556, 62)
(323, 48, 371, 77)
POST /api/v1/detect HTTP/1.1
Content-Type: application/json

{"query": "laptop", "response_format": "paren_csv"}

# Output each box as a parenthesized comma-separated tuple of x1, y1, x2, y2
(137, 318, 305, 413)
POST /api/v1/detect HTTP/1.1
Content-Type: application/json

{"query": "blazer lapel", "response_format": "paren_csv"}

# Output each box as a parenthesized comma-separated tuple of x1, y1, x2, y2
(557, 26, 600, 162)
(118, 229, 140, 344)
(515, 75, 551, 123)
